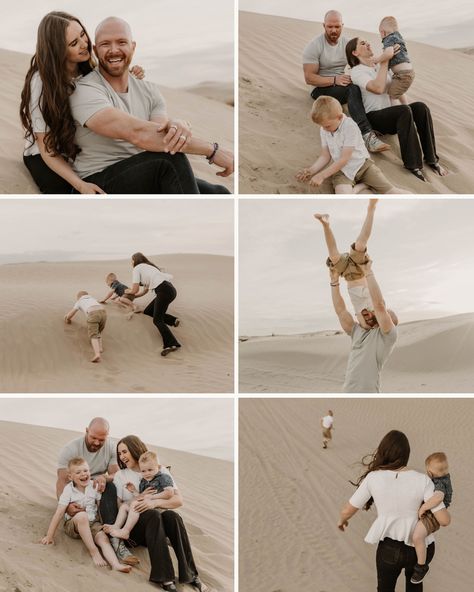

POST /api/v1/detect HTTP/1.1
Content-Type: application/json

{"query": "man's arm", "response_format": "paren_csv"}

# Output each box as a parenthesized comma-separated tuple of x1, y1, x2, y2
(56, 468, 69, 499)
(303, 63, 351, 88)
(329, 269, 355, 334)
(362, 261, 394, 334)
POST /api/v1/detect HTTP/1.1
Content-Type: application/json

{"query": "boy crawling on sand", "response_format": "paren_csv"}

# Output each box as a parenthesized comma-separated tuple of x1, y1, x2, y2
(296, 96, 406, 194)
(103, 451, 174, 540)
(41, 457, 131, 573)
(64, 291, 107, 363)
(100, 273, 139, 314)
(411, 452, 452, 584)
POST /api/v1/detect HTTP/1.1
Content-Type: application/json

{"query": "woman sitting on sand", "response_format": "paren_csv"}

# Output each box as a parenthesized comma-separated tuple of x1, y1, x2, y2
(107, 435, 204, 592)
(345, 38, 447, 182)
(338, 430, 449, 591)
(19, 11, 229, 194)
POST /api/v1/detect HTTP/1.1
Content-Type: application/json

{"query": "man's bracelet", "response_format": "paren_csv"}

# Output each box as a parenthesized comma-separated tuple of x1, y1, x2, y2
(330, 282, 340, 287)
(206, 142, 219, 164)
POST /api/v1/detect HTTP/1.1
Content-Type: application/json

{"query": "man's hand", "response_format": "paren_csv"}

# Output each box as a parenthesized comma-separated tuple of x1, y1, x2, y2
(336, 74, 351, 86)
(76, 181, 106, 194)
(310, 173, 325, 187)
(130, 65, 145, 80)
(92, 475, 107, 493)
(134, 498, 156, 513)
(329, 267, 340, 284)
(211, 147, 234, 177)
(65, 502, 84, 517)
(338, 519, 349, 531)
(160, 120, 192, 154)
(296, 168, 313, 182)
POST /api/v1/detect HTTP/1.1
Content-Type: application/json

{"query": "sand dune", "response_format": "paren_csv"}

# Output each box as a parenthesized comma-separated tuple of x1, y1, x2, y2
(0, 49, 233, 194)
(239, 397, 471, 592)
(0, 421, 233, 592)
(240, 313, 474, 393)
(239, 11, 474, 194)
(0, 254, 233, 393)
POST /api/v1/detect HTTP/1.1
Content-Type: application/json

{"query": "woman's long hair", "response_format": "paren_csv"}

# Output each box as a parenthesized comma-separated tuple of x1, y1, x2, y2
(345, 37, 360, 68)
(20, 11, 94, 161)
(351, 430, 410, 510)
(116, 435, 148, 469)
(132, 252, 161, 270)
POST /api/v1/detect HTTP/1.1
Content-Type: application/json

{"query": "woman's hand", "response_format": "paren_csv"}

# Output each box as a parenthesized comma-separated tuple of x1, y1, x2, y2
(130, 65, 145, 80)
(211, 147, 234, 177)
(76, 181, 106, 194)
(163, 120, 192, 154)
(379, 44, 400, 63)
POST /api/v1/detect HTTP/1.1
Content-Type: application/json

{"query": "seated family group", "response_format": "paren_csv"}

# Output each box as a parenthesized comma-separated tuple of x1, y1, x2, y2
(297, 10, 447, 194)
(41, 418, 204, 592)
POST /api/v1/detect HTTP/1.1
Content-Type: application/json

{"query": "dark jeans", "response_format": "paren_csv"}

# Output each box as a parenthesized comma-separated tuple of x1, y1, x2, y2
(130, 509, 198, 584)
(143, 281, 180, 349)
(367, 102, 439, 170)
(97, 481, 118, 525)
(376, 538, 435, 592)
(23, 153, 228, 194)
(310, 83, 372, 135)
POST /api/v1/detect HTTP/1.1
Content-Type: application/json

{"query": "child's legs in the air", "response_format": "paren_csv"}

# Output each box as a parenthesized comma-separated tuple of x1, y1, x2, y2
(354, 198, 378, 253)
(314, 214, 342, 265)
(412, 520, 429, 565)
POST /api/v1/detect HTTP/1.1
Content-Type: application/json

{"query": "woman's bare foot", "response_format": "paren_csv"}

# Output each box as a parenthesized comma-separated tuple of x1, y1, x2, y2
(113, 563, 132, 573)
(91, 550, 108, 567)
(107, 527, 131, 540)
(314, 213, 330, 225)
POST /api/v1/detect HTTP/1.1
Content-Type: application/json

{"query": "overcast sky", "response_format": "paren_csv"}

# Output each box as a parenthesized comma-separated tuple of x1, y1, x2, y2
(0, 199, 233, 263)
(2, 0, 233, 87)
(240, 0, 474, 48)
(240, 199, 474, 335)
(0, 398, 233, 461)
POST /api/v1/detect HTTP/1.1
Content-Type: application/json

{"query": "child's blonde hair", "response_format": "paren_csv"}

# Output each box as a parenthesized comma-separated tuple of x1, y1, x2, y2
(311, 96, 343, 125)
(106, 273, 117, 283)
(139, 451, 160, 466)
(380, 16, 399, 33)
(76, 290, 88, 300)
(425, 452, 448, 468)
(68, 457, 88, 470)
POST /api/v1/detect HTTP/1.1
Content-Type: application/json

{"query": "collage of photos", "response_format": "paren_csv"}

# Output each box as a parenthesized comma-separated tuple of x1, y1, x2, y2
(1, 0, 474, 591)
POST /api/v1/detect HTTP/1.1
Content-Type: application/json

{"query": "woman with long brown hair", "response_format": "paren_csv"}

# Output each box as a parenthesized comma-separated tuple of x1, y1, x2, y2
(126, 252, 181, 357)
(337, 430, 449, 591)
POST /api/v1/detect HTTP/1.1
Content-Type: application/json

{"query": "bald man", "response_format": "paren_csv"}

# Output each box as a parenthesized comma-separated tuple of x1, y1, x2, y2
(303, 10, 389, 153)
(69, 17, 233, 194)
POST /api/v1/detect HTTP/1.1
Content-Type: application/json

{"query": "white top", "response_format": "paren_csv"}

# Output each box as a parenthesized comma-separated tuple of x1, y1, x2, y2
(321, 415, 334, 429)
(73, 294, 102, 314)
(132, 263, 173, 291)
(349, 469, 445, 546)
(24, 72, 46, 156)
(113, 467, 177, 502)
(320, 115, 369, 180)
(350, 64, 392, 113)
(58, 481, 101, 521)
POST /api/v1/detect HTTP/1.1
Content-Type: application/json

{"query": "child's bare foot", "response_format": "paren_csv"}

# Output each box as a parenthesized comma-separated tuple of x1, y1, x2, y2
(91, 550, 108, 567)
(91, 354, 101, 363)
(314, 213, 330, 225)
(107, 527, 131, 540)
(113, 563, 132, 573)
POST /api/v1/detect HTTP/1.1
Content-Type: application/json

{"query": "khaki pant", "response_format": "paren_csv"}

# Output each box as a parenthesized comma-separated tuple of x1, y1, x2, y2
(64, 517, 103, 539)
(332, 159, 393, 194)
(87, 309, 107, 340)
(326, 243, 370, 282)
(388, 70, 415, 99)
(420, 510, 440, 535)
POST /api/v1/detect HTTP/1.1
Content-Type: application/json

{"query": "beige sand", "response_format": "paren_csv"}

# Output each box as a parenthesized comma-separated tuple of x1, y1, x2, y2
(239, 11, 474, 194)
(0, 420, 233, 591)
(0, 254, 233, 393)
(0, 49, 233, 194)
(240, 313, 474, 393)
(240, 397, 471, 592)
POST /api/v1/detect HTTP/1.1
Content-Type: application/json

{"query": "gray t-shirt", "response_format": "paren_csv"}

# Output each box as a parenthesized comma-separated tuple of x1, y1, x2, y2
(382, 31, 410, 68)
(70, 69, 167, 179)
(343, 324, 397, 393)
(58, 435, 117, 477)
(302, 34, 349, 79)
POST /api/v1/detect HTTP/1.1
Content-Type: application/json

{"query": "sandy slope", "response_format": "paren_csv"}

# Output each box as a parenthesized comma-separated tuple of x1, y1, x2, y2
(0, 49, 233, 194)
(0, 254, 234, 393)
(240, 313, 474, 393)
(0, 421, 233, 592)
(239, 11, 474, 194)
(239, 398, 471, 592)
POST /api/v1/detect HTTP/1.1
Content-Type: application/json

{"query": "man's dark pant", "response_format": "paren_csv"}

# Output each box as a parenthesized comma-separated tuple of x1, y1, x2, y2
(310, 84, 372, 136)
(98, 481, 118, 524)
(376, 538, 435, 592)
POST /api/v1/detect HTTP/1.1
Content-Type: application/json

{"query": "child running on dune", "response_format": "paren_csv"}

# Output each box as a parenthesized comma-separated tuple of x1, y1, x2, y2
(411, 452, 453, 584)
(40, 457, 131, 573)
(100, 273, 140, 314)
(64, 291, 107, 363)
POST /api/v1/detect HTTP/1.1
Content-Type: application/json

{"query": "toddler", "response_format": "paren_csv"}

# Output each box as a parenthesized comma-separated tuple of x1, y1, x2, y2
(100, 273, 138, 313)
(379, 16, 415, 105)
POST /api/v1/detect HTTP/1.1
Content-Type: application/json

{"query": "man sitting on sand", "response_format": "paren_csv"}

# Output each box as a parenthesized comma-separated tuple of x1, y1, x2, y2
(303, 10, 389, 153)
(68, 17, 233, 193)
(314, 200, 398, 393)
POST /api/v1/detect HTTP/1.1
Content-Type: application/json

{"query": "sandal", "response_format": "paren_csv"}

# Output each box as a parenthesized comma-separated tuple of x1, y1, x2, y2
(409, 168, 426, 182)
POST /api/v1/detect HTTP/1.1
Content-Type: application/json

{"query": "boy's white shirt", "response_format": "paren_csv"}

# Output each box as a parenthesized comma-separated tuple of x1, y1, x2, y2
(73, 294, 102, 314)
(348, 284, 374, 314)
(320, 115, 369, 180)
(58, 481, 101, 521)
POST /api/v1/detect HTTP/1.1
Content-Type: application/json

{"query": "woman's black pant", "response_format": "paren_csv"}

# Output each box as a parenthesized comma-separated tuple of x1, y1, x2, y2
(130, 509, 198, 584)
(376, 538, 435, 592)
(367, 102, 439, 170)
(143, 281, 180, 349)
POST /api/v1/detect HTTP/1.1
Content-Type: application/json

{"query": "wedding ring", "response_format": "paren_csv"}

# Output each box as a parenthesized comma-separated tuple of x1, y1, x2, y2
(180, 135, 187, 141)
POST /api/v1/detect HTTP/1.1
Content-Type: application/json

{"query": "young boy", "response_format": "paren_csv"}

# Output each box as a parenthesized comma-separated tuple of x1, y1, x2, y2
(100, 273, 138, 313)
(64, 291, 107, 363)
(296, 96, 405, 194)
(378, 16, 415, 105)
(411, 452, 453, 584)
(320, 410, 334, 449)
(40, 458, 131, 573)
(103, 451, 175, 541)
